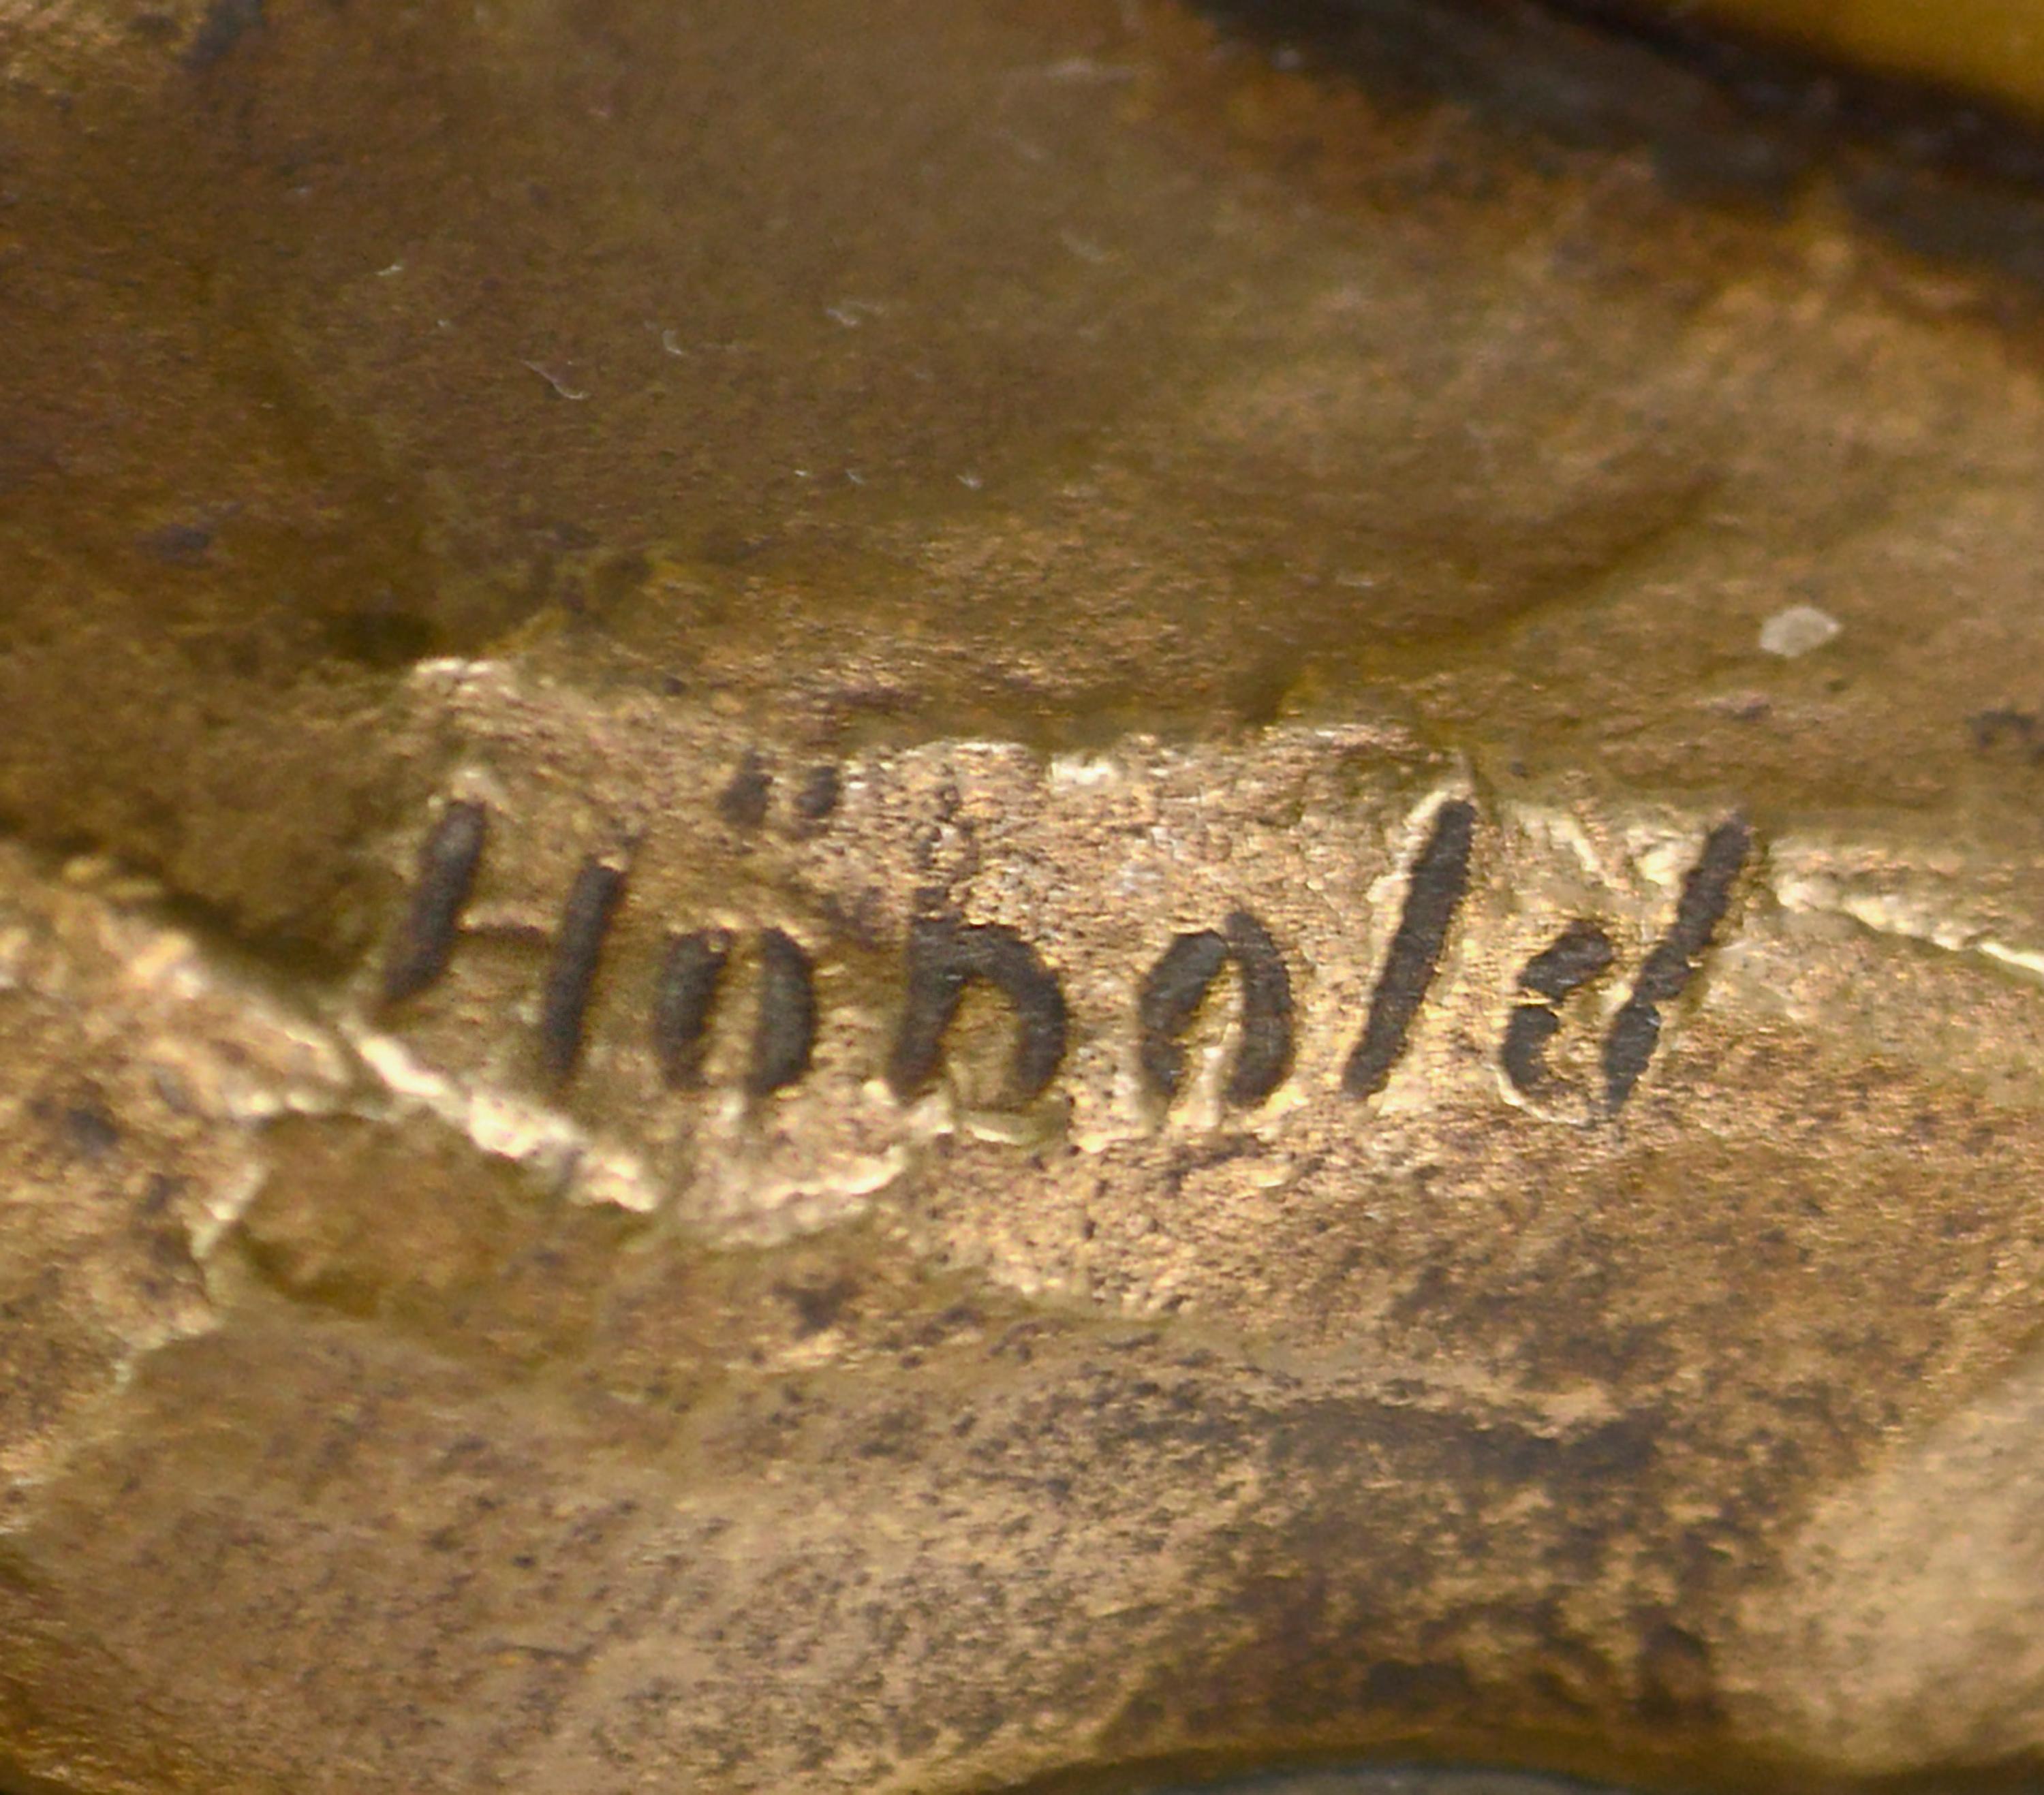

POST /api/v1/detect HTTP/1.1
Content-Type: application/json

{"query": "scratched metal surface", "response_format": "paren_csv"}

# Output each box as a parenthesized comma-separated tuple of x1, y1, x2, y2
(11, 1, 2044, 1793)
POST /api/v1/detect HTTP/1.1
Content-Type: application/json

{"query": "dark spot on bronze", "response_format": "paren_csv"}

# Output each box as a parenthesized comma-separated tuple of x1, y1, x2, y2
(888, 917, 1067, 1104)
(138, 521, 213, 564)
(185, 0, 261, 67)
(382, 800, 488, 1004)
(651, 928, 732, 1088)
(717, 751, 772, 828)
(749, 928, 816, 1096)
(1970, 706, 2044, 762)
(1344, 799, 1476, 1099)
(538, 858, 628, 1082)
(778, 1275, 855, 1337)
(792, 763, 841, 828)
(1603, 819, 1751, 1112)
(35, 1089, 121, 1159)
(63, 1102, 121, 1159)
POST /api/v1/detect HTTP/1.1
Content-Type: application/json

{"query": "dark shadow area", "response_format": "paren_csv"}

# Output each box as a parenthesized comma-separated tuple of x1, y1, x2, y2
(1199, 0, 2044, 286)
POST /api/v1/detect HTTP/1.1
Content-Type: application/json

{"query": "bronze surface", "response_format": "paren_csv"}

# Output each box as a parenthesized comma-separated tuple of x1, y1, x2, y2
(7, 1, 2044, 1792)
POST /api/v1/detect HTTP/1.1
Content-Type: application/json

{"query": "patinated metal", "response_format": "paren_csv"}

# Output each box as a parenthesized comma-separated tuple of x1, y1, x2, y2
(7, 1, 2044, 1792)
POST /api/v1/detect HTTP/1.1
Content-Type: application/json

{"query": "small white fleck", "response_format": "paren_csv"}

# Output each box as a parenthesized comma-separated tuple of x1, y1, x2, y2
(1759, 604, 1841, 658)
(521, 360, 589, 401)
(1034, 57, 1136, 84)
(957, 471, 983, 490)
(376, 260, 405, 277)
(1049, 753, 1122, 788)
(409, 655, 509, 687)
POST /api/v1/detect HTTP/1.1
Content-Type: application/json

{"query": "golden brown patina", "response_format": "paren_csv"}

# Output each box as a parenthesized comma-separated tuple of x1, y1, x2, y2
(1626, 0, 2044, 123)
(9, 1, 2044, 1792)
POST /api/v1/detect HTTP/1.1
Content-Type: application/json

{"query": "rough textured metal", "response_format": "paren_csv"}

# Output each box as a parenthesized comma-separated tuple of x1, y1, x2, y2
(10, 1, 2044, 1792)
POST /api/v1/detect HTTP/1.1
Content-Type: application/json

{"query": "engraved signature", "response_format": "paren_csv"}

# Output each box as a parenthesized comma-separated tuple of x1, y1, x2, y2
(377, 780, 1748, 1121)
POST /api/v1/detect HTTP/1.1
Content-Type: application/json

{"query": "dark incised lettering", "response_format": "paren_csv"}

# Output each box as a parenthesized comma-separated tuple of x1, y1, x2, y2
(1501, 919, 1613, 1095)
(1602, 820, 1750, 1112)
(717, 751, 772, 829)
(1223, 910, 1294, 1106)
(792, 764, 841, 829)
(888, 917, 1067, 1104)
(749, 928, 816, 1096)
(1138, 931, 1228, 1098)
(386, 786, 1756, 1124)
(652, 927, 733, 1087)
(1136, 911, 1292, 1106)
(538, 858, 628, 1081)
(1344, 800, 1476, 1099)
(382, 800, 488, 1003)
